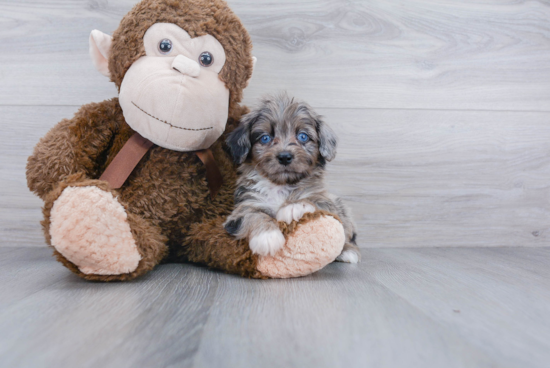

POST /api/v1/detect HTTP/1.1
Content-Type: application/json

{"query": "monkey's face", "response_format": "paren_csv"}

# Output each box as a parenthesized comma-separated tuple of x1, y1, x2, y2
(118, 23, 230, 151)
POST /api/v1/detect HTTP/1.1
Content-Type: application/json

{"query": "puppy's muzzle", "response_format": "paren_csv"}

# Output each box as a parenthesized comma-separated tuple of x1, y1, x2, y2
(277, 152, 294, 166)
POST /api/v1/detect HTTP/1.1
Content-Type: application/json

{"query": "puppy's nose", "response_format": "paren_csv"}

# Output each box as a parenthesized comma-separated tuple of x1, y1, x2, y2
(277, 152, 294, 166)
(172, 55, 200, 77)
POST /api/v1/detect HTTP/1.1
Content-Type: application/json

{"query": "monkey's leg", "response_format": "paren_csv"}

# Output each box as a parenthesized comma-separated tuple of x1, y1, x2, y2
(43, 177, 168, 281)
(186, 210, 345, 279)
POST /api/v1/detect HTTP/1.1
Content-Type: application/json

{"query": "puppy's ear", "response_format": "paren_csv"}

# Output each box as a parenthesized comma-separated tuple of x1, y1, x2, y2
(227, 112, 257, 164)
(316, 117, 338, 161)
(226, 124, 250, 164)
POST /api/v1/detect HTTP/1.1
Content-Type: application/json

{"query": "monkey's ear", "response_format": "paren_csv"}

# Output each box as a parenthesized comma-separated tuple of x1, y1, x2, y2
(316, 117, 338, 162)
(89, 30, 112, 78)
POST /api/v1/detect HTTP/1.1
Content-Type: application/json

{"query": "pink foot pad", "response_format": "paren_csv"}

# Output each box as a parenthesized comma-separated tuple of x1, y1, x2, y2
(257, 212, 345, 278)
(49, 186, 141, 275)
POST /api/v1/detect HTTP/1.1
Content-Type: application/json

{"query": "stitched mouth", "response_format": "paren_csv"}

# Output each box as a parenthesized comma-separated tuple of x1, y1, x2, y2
(132, 102, 213, 131)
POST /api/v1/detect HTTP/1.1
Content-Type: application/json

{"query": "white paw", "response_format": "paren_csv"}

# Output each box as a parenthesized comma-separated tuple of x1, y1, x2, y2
(276, 202, 316, 224)
(249, 230, 286, 256)
(336, 249, 360, 264)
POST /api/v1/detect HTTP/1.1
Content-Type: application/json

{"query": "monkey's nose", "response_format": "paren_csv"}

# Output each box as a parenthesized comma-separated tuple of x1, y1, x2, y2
(172, 55, 200, 78)
(277, 152, 294, 166)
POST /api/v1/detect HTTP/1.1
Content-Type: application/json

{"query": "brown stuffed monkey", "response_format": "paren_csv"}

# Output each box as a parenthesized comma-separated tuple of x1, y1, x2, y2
(26, 0, 345, 281)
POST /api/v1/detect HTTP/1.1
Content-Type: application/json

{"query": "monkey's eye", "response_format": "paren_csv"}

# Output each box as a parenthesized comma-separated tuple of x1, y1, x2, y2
(260, 135, 272, 144)
(159, 39, 173, 54)
(297, 132, 310, 143)
(199, 52, 214, 67)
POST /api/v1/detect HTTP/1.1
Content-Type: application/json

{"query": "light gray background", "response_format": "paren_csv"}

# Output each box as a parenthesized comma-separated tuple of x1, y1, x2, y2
(2, 0, 550, 248)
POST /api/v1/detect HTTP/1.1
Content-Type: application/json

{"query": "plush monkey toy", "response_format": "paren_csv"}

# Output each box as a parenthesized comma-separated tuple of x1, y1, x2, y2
(26, 0, 345, 281)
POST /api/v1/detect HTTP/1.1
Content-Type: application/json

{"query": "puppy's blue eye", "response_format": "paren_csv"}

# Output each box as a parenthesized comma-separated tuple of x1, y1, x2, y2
(297, 132, 310, 143)
(260, 135, 272, 144)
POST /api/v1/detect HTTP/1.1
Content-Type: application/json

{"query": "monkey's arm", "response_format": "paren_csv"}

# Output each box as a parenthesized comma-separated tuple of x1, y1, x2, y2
(189, 210, 346, 278)
(26, 98, 126, 200)
(183, 176, 346, 277)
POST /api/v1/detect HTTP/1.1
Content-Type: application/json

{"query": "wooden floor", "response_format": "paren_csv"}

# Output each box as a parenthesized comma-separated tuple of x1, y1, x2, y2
(0, 246, 549, 368)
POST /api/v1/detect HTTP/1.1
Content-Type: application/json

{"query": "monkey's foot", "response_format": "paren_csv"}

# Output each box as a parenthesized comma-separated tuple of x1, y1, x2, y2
(50, 186, 141, 275)
(257, 211, 345, 278)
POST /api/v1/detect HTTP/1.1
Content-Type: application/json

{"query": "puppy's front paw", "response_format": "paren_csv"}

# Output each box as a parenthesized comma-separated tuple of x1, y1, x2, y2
(249, 230, 286, 256)
(336, 247, 361, 264)
(276, 202, 316, 224)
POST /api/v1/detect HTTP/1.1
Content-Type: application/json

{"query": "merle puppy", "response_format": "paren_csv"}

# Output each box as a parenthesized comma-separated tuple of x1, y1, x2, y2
(224, 93, 360, 263)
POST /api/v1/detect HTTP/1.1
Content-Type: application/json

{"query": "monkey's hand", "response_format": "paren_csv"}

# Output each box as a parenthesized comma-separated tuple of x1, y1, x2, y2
(27, 100, 121, 200)
(255, 211, 345, 278)
(276, 202, 316, 224)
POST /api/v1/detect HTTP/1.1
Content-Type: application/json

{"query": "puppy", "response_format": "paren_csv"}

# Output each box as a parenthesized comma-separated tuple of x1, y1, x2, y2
(224, 93, 360, 263)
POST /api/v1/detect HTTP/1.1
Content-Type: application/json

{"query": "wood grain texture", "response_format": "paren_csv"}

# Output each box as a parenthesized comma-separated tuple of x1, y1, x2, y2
(320, 108, 550, 247)
(368, 247, 550, 368)
(0, 0, 549, 110)
(0, 247, 549, 368)
(0, 106, 81, 246)
(0, 248, 220, 368)
(3, 2, 550, 367)
(4, 106, 549, 248)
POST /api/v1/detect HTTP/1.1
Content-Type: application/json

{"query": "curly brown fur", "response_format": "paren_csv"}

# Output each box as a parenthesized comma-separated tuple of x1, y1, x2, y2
(26, 0, 258, 281)
(186, 210, 341, 279)
(109, 0, 253, 117)
(187, 217, 265, 279)
(225, 93, 360, 262)
(27, 99, 126, 200)
(277, 210, 342, 235)
(27, 97, 250, 280)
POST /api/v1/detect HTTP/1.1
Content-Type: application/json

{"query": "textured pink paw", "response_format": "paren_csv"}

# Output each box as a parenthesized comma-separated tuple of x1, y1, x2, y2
(257, 215, 345, 278)
(50, 186, 141, 275)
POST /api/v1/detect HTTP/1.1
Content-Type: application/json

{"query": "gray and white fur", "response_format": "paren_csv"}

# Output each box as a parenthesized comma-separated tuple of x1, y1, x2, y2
(224, 93, 360, 263)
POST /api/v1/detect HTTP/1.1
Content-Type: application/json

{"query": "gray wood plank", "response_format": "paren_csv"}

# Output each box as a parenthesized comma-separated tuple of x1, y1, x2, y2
(0, 0, 549, 110)
(367, 247, 550, 368)
(4, 106, 549, 248)
(320, 108, 550, 248)
(0, 248, 220, 368)
(191, 263, 498, 368)
(0, 247, 67, 312)
(0, 105, 80, 247)
(2, 247, 549, 368)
